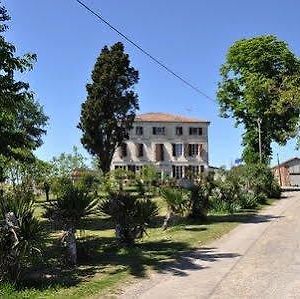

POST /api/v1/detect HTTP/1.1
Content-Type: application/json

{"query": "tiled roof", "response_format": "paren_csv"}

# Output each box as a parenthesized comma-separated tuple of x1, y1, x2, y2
(135, 112, 209, 123)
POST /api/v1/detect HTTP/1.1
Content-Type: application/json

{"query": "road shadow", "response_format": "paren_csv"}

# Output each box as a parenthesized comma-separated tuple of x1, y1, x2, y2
(207, 213, 283, 225)
(75, 237, 240, 278)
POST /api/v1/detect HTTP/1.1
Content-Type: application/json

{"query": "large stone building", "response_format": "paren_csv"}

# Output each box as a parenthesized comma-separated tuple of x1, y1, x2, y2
(111, 112, 210, 179)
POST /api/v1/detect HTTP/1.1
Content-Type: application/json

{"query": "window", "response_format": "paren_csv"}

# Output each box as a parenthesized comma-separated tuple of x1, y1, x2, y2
(189, 127, 202, 136)
(155, 144, 164, 161)
(172, 166, 183, 179)
(176, 126, 183, 135)
(188, 144, 199, 157)
(136, 143, 144, 157)
(114, 165, 126, 170)
(119, 143, 127, 158)
(128, 165, 136, 173)
(172, 144, 183, 157)
(200, 165, 205, 173)
(136, 126, 143, 135)
(188, 166, 200, 177)
(153, 127, 165, 135)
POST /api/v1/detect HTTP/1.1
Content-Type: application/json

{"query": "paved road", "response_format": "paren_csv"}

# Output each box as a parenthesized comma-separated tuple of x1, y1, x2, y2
(119, 192, 300, 299)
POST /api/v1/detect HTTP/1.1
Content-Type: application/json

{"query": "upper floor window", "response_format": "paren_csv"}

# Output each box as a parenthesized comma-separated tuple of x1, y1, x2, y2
(175, 126, 183, 135)
(172, 144, 183, 157)
(136, 126, 143, 135)
(189, 127, 202, 136)
(153, 127, 165, 135)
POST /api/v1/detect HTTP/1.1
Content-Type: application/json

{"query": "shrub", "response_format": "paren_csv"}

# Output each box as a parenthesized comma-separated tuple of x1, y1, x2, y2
(243, 163, 281, 199)
(0, 186, 43, 283)
(99, 192, 158, 245)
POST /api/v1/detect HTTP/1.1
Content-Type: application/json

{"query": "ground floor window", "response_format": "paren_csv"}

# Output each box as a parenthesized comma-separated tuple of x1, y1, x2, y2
(172, 166, 183, 179)
(114, 165, 127, 170)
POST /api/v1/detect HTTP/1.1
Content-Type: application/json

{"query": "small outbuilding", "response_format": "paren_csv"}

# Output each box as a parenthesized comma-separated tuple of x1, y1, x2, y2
(273, 157, 300, 187)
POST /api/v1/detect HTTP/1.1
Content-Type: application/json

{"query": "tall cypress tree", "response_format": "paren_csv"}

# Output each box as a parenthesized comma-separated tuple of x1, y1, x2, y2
(78, 42, 139, 173)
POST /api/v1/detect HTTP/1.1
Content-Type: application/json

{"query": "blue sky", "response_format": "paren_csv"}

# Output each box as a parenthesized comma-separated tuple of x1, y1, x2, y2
(4, 0, 300, 167)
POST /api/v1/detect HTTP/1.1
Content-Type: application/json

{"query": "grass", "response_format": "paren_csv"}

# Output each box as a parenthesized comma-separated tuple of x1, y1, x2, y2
(1, 195, 279, 299)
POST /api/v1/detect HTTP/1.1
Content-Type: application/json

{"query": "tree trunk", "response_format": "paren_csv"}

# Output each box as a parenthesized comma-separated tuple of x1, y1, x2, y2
(63, 227, 77, 266)
(162, 211, 174, 230)
(45, 190, 49, 202)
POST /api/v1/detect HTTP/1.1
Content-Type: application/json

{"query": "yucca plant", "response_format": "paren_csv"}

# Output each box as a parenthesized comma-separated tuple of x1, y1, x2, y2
(99, 192, 158, 246)
(160, 187, 188, 230)
(0, 186, 43, 283)
(44, 180, 98, 266)
(188, 172, 215, 220)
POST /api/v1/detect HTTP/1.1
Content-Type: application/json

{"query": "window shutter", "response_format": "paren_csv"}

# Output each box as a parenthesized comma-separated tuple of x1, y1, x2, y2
(172, 144, 176, 157)
(140, 144, 144, 157)
(161, 144, 164, 161)
(184, 144, 188, 157)
(155, 144, 160, 161)
(184, 166, 189, 178)
(188, 144, 192, 157)
(199, 144, 203, 156)
(119, 146, 123, 158)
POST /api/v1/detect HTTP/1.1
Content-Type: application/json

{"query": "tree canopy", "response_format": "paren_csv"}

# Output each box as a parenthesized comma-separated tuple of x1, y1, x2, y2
(217, 35, 300, 164)
(0, 3, 48, 162)
(78, 42, 139, 173)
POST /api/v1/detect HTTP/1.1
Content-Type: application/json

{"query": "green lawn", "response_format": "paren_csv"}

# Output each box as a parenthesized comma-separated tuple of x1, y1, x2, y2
(0, 197, 277, 299)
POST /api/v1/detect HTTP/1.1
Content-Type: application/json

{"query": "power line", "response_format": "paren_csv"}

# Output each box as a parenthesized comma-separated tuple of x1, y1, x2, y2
(74, 0, 217, 103)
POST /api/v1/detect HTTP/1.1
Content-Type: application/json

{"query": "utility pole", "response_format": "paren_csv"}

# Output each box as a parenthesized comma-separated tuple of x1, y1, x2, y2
(277, 153, 282, 187)
(257, 118, 262, 163)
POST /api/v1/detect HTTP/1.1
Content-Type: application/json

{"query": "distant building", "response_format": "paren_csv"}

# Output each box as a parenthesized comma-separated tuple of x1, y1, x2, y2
(273, 157, 300, 187)
(111, 112, 210, 179)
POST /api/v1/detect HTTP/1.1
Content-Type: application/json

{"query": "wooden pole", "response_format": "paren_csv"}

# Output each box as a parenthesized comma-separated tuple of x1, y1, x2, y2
(277, 153, 282, 187)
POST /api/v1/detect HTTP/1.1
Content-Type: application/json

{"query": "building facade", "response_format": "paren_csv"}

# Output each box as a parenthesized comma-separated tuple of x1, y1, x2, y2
(273, 157, 300, 187)
(111, 112, 210, 179)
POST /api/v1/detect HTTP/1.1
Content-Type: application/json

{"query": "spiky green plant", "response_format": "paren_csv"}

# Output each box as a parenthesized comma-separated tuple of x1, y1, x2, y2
(44, 180, 98, 266)
(0, 186, 43, 283)
(160, 188, 188, 230)
(99, 192, 158, 245)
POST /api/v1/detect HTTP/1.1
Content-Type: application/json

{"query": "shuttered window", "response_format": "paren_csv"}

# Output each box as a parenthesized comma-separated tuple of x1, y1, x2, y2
(136, 126, 143, 135)
(119, 143, 127, 158)
(155, 144, 164, 161)
(189, 127, 202, 135)
(153, 127, 165, 135)
(172, 144, 183, 157)
(136, 143, 144, 157)
(175, 126, 183, 135)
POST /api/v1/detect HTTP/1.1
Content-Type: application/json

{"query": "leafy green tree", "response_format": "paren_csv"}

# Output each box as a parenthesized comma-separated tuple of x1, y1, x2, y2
(78, 42, 139, 173)
(0, 3, 48, 162)
(217, 35, 300, 164)
(44, 180, 98, 265)
(50, 146, 87, 178)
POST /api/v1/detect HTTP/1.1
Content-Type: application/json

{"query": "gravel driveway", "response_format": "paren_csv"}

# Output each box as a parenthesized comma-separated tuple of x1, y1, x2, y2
(118, 192, 300, 298)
